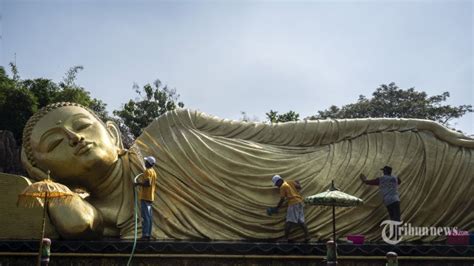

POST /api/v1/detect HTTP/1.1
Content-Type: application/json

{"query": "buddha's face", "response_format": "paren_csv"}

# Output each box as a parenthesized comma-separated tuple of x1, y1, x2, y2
(29, 106, 119, 187)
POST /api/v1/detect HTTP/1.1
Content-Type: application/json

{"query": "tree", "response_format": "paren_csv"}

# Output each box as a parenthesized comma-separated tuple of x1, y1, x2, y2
(60, 65, 84, 88)
(0, 67, 38, 142)
(9, 62, 20, 82)
(309, 83, 473, 127)
(113, 79, 184, 137)
(55, 65, 108, 120)
(239, 111, 259, 122)
(265, 110, 300, 123)
(0, 64, 109, 144)
(22, 78, 60, 107)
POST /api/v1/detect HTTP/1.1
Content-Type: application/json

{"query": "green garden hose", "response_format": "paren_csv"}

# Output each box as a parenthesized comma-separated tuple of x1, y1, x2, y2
(127, 174, 142, 266)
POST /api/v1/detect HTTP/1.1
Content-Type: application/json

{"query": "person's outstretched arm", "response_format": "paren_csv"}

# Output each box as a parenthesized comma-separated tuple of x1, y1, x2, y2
(359, 174, 380, 185)
(294, 181, 302, 191)
(134, 172, 151, 187)
(275, 197, 285, 210)
(268, 197, 285, 215)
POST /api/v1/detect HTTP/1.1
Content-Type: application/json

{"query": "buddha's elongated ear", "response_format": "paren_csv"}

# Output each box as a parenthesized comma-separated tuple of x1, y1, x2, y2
(106, 121, 124, 150)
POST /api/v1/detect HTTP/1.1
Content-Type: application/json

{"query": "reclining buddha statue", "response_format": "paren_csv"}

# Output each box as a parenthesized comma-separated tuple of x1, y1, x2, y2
(2, 102, 472, 241)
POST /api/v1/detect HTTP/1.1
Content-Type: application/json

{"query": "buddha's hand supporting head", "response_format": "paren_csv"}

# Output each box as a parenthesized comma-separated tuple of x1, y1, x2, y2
(21, 102, 124, 189)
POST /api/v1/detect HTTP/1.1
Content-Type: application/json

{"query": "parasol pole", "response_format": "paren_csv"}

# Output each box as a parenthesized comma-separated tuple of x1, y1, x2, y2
(37, 191, 48, 266)
(331, 180, 337, 261)
(305, 180, 362, 264)
(332, 205, 336, 242)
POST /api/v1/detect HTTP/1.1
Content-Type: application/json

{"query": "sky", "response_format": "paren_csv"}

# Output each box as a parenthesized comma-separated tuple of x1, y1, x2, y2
(1, 0, 473, 134)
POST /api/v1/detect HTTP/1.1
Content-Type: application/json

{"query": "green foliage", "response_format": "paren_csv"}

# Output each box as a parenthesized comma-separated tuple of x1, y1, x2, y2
(266, 110, 300, 123)
(60, 65, 84, 88)
(0, 67, 38, 142)
(55, 66, 108, 120)
(239, 111, 259, 122)
(89, 99, 109, 122)
(0, 64, 109, 144)
(17, 68, 109, 121)
(0, 67, 16, 92)
(9, 62, 20, 82)
(0, 64, 186, 146)
(22, 78, 60, 107)
(309, 83, 473, 126)
(113, 79, 184, 137)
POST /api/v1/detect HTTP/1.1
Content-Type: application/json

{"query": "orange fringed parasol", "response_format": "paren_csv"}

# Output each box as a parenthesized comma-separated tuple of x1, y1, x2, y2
(17, 178, 74, 207)
(17, 171, 74, 266)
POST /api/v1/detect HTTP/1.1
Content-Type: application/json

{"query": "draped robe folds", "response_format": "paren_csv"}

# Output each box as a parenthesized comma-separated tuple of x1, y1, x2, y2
(130, 109, 473, 241)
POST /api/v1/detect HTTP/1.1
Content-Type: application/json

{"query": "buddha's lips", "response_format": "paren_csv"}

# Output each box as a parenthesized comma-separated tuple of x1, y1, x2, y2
(75, 142, 93, 155)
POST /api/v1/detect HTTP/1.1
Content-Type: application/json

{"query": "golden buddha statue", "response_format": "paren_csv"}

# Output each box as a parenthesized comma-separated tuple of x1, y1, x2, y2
(21, 102, 143, 239)
(2, 102, 472, 241)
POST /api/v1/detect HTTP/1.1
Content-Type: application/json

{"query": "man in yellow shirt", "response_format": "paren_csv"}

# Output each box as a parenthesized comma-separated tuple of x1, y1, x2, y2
(269, 175, 310, 242)
(134, 156, 157, 240)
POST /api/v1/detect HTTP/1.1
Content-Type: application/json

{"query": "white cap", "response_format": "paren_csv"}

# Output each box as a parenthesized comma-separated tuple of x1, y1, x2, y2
(144, 156, 156, 167)
(272, 175, 282, 186)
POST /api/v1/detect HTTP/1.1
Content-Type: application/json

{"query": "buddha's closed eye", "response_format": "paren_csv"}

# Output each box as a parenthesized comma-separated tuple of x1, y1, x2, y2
(47, 138, 63, 152)
(73, 118, 93, 131)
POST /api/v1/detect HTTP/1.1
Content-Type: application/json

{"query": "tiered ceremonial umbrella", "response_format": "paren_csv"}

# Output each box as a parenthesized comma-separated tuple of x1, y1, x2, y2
(17, 171, 74, 266)
(305, 180, 363, 260)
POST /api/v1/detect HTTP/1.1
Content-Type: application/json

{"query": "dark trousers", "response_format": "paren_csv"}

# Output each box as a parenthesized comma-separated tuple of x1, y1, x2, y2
(386, 201, 401, 221)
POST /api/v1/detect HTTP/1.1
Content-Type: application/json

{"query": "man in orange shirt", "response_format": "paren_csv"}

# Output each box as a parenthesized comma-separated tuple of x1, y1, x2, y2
(269, 175, 310, 242)
(134, 156, 157, 240)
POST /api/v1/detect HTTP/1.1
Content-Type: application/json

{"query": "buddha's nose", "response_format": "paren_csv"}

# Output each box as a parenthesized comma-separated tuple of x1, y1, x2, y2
(64, 128, 84, 146)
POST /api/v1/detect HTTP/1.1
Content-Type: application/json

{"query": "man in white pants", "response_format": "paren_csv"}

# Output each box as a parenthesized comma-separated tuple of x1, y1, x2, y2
(268, 175, 310, 242)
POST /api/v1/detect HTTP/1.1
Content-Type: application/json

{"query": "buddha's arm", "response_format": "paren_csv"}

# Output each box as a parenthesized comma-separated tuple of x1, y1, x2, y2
(48, 194, 104, 239)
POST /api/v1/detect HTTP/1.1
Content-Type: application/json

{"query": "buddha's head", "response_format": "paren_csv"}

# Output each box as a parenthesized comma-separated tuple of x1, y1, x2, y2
(21, 102, 124, 188)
